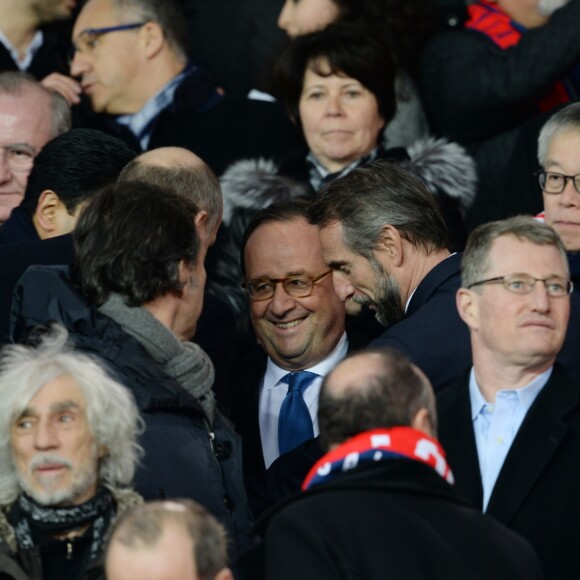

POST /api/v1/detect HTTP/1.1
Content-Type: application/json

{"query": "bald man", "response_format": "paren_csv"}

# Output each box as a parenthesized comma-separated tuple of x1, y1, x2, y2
(258, 348, 541, 580)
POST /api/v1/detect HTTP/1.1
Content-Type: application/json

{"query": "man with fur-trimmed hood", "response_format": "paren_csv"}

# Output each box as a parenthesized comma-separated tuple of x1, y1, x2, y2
(0, 328, 143, 580)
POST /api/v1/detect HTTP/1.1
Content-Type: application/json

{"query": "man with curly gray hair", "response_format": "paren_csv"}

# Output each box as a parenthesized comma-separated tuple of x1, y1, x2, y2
(0, 326, 143, 580)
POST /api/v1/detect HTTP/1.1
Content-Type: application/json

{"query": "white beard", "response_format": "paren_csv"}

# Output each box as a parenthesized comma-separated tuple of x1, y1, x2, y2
(537, 0, 570, 16)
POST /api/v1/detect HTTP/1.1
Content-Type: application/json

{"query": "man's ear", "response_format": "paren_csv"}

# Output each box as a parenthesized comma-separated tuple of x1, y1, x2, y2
(411, 407, 436, 438)
(194, 210, 209, 243)
(375, 224, 404, 267)
(34, 190, 60, 236)
(140, 21, 165, 59)
(456, 287, 479, 330)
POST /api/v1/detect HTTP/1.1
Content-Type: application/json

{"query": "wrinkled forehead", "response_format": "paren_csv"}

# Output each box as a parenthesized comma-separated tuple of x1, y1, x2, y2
(485, 234, 568, 276)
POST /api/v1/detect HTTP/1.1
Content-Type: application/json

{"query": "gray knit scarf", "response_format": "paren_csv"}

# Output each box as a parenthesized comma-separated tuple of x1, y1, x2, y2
(99, 293, 216, 423)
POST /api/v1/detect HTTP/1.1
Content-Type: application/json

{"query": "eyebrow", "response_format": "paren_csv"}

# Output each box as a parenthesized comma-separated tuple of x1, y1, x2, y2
(19, 400, 81, 419)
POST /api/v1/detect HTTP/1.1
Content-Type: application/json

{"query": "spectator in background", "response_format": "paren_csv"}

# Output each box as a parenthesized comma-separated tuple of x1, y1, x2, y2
(533, 102, 580, 383)
(221, 26, 476, 253)
(64, 0, 301, 175)
(277, 0, 442, 148)
(0, 128, 135, 244)
(106, 500, 233, 580)
(421, 0, 580, 229)
(0, 71, 70, 224)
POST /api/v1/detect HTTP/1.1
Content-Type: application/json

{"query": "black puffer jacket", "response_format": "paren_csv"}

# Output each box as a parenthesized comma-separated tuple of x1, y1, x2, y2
(10, 266, 252, 557)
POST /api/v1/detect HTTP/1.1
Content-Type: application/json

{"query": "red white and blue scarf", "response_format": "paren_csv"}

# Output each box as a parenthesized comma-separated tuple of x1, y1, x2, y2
(302, 427, 454, 491)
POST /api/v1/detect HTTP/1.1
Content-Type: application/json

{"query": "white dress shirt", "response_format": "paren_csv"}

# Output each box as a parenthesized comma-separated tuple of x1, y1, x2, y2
(469, 366, 551, 511)
(259, 333, 348, 468)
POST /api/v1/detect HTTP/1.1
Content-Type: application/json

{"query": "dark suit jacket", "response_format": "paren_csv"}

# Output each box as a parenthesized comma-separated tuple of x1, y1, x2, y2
(438, 364, 580, 580)
(370, 253, 471, 392)
(243, 460, 541, 580)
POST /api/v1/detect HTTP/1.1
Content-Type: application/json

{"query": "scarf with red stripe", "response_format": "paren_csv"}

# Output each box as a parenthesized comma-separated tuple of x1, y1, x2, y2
(466, 0, 577, 111)
(302, 427, 454, 491)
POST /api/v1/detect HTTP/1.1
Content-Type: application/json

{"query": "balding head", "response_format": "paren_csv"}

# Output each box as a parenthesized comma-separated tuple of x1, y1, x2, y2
(319, 348, 437, 451)
(118, 147, 223, 247)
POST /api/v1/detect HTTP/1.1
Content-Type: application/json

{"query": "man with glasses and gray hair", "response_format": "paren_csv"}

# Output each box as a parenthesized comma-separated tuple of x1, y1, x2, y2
(534, 101, 580, 383)
(438, 215, 580, 580)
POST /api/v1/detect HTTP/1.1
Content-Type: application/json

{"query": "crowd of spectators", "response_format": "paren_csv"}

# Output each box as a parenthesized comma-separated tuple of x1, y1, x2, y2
(0, 0, 578, 578)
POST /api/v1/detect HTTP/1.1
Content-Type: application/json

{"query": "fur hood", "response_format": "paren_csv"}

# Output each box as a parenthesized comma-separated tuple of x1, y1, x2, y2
(401, 137, 477, 210)
(219, 137, 477, 225)
(219, 158, 309, 225)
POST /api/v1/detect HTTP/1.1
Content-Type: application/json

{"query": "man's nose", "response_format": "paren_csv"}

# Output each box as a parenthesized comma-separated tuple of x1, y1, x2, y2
(332, 272, 355, 303)
(268, 282, 297, 315)
(33, 420, 59, 450)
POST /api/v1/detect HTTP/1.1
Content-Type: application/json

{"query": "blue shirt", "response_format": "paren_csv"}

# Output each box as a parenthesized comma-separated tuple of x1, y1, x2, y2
(469, 366, 551, 510)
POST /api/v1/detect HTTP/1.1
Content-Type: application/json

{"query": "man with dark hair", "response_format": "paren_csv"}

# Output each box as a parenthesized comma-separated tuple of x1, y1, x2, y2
(438, 215, 580, 579)
(0, 128, 136, 244)
(258, 347, 540, 580)
(11, 182, 252, 557)
(106, 499, 233, 580)
(0, 71, 70, 224)
(309, 160, 471, 392)
(64, 0, 301, 174)
(233, 201, 347, 513)
(0, 128, 135, 345)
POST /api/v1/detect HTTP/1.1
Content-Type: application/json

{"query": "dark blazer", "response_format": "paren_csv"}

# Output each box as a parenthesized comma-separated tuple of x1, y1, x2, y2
(370, 253, 471, 392)
(245, 460, 541, 580)
(438, 364, 580, 580)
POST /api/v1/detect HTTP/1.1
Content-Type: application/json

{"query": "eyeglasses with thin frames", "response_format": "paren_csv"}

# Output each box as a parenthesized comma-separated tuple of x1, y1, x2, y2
(467, 273, 573, 297)
(537, 170, 580, 195)
(69, 22, 147, 64)
(242, 270, 333, 301)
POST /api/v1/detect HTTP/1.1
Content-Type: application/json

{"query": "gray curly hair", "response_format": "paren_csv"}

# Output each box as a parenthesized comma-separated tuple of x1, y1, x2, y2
(0, 326, 143, 505)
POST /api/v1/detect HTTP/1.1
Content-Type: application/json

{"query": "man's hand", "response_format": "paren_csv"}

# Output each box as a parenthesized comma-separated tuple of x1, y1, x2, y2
(41, 73, 82, 105)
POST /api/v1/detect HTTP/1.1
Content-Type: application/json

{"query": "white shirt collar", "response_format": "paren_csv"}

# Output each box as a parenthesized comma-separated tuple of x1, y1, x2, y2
(262, 332, 348, 392)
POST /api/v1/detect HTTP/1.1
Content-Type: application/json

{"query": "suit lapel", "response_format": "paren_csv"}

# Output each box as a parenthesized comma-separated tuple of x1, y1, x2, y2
(486, 365, 579, 524)
(437, 374, 483, 509)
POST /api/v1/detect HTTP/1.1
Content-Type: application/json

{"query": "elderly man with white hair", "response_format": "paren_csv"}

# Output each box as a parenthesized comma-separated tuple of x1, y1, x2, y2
(0, 327, 143, 580)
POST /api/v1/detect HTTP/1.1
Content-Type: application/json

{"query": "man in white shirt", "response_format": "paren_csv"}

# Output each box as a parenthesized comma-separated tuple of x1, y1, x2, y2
(232, 201, 347, 512)
(438, 214, 580, 580)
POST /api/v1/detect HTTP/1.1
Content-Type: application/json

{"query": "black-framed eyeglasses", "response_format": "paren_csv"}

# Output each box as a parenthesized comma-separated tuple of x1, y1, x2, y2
(467, 273, 573, 297)
(242, 270, 332, 301)
(69, 22, 147, 64)
(537, 170, 580, 194)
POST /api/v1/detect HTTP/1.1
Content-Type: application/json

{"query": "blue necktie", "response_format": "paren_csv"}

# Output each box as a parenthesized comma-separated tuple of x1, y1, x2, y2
(278, 371, 317, 456)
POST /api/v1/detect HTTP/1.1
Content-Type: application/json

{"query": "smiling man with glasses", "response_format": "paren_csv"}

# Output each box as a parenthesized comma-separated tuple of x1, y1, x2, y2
(438, 215, 580, 580)
(232, 201, 347, 515)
